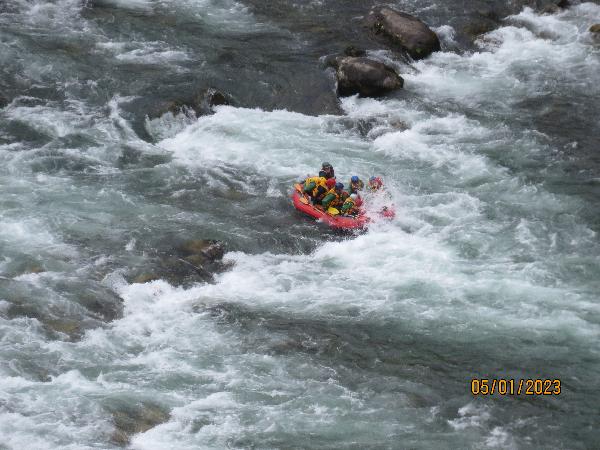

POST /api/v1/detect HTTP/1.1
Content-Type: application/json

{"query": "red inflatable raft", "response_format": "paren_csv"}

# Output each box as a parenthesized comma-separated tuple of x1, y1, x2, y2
(292, 184, 394, 230)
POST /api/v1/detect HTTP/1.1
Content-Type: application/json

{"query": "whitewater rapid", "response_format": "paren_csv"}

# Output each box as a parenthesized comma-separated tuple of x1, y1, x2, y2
(1, 0, 599, 448)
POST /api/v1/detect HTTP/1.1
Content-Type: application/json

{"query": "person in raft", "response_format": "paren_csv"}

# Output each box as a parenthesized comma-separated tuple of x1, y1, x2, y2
(319, 162, 335, 179)
(348, 175, 364, 195)
(304, 177, 335, 205)
(321, 182, 346, 210)
(341, 193, 361, 216)
(367, 176, 384, 192)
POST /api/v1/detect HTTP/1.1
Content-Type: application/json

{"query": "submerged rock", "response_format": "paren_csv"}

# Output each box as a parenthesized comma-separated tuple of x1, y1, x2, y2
(178, 239, 226, 262)
(132, 273, 160, 284)
(44, 319, 82, 340)
(109, 401, 170, 446)
(541, 0, 571, 14)
(590, 24, 600, 34)
(463, 9, 502, 39)
(365, 7, 440, 59)
(148, 88, 233, 119)
(344, 45, 366, 57)
(77, 289, 124, 323)
(182, 88, 232, 116)
(132, 239, 230, 287)
(330, 56, 403, 97)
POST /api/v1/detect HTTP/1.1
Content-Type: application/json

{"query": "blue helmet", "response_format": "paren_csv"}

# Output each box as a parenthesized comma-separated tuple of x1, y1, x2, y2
(335, 182, 344, 190)
(351, 175, 359, 183)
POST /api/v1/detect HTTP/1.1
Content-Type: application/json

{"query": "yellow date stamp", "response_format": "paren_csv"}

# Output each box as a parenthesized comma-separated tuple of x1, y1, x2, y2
(471, 378, 561, 396)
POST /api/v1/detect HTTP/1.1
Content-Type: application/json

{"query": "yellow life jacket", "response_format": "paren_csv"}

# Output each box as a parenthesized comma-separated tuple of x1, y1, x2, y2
(306, 176, 326, 186)
(305, 177, 327, 198)
(341, 196, 358, 214)
(321, 188, 341, 209)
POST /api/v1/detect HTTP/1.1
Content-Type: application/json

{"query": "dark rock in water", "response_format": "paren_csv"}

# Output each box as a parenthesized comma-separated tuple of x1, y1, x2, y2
(202, 88, 230, 108)
(0, 95, 8, 108)
(324, 116, 380, 138)
(463, 9, 502, 39)
(344, 45, 366, 57)
(108, 401, 170, 446)
(475, 7, 502, 23)
(178, 239, 226, 261)
(590, 24, 600, 34)
(315, 114, 411, 140)
(148, 88, 233, 120)
(44, 319, 83, 340)
(6, 299, 84, 341)
(365, 7, 440, 60)
(134, 239, 230, 287)
(186, 88, 233, 116)
(331, 56, 403, 97)
(133, 273, 160, 284)
(5, 285, 122, 341)
(77, 288, 124, 323)
(463, 21, 496, 39)
(541, 0, 570, 14)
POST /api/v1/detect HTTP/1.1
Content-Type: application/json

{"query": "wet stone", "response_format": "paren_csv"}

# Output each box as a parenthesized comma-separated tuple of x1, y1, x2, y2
(76, 289, 124, 323)
(134, 239, 231, 287)
(109, 401, 170, 446)
(344, 45, 366, 57)
(44, 319, 83, 340)
(148, 88, 234, 120)
(178, 239, 226, 261)
(365, 7, 441, 60)
(331, 56, 404, 97)
(133, 273, 160, 284)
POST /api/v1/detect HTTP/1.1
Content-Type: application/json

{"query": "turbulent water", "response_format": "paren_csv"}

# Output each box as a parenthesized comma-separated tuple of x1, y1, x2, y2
(1, 0, 600, 448)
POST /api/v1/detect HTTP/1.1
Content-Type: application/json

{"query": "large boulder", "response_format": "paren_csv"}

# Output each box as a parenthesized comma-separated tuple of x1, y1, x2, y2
(108, 401, 170, 446)
(331, 56, 403, 97)
(541, 0, 570, 14)
(131, 239, 231, 287)
(344, 45, 366, 57)
(148, 88, 233, 120)
(590, 24, 600, 33)
(365, 7, 440, 59)
(191, 88, 232, 114)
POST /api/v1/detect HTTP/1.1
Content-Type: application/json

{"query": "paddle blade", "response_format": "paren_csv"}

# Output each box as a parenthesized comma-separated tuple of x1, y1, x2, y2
(328, 207, 340, 215)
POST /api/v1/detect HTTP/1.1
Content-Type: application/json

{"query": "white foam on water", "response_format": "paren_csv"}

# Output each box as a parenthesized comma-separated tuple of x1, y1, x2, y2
(484, 427, 517, 449)
(92, 0, 156, 12)
(7, 0, 91, 31)
(405, 3, 600, 110)
(1, 2, 599, 449)
(145, 110, 198, 142)
(3, 102, 90, 139)
(149, 39, 600, 340)
(96, 41, 191, 66)
(158, 105, 370, 178)
(93, 0, 262, 32)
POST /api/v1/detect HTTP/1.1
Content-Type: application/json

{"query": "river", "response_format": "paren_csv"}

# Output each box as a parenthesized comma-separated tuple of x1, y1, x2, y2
(1, 0, 599, 448)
